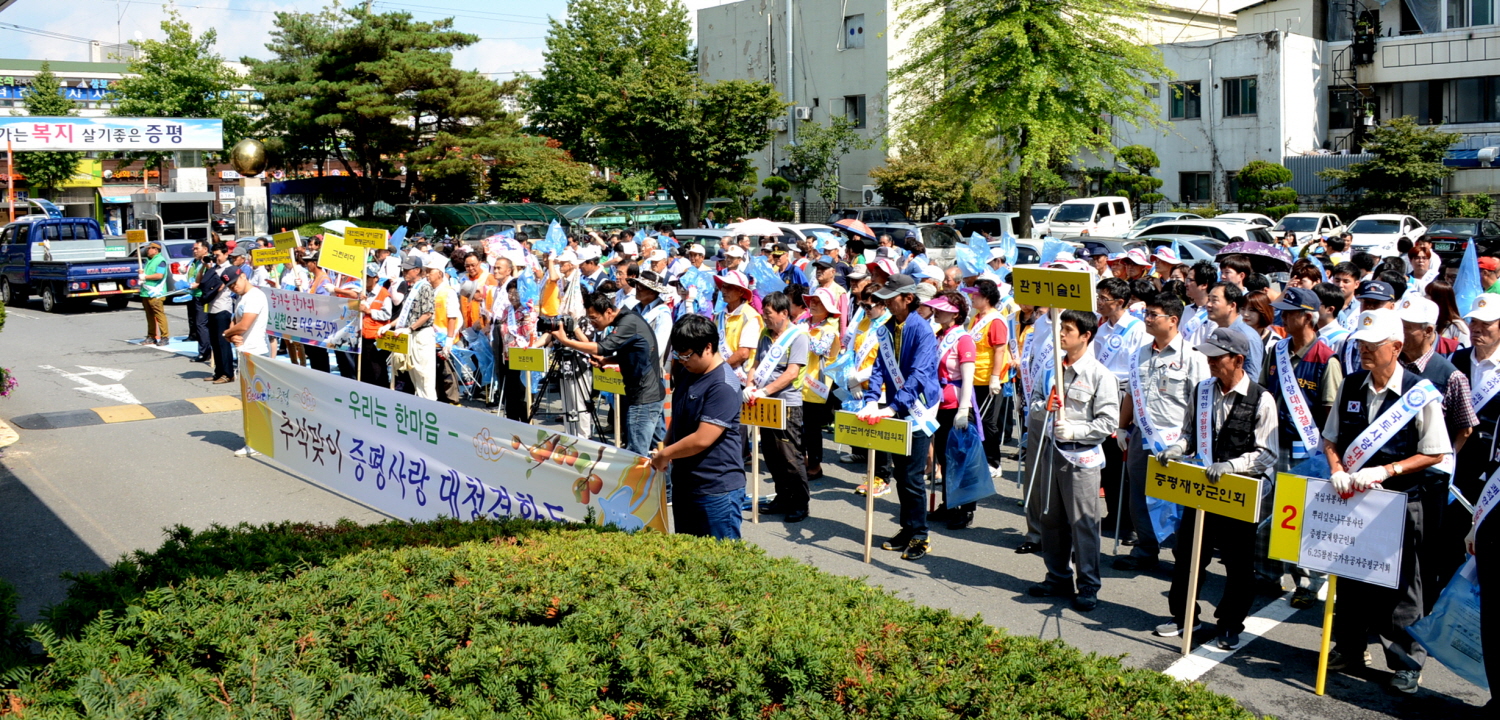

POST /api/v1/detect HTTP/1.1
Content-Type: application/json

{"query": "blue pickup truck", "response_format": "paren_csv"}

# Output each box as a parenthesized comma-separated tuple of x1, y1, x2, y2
(0, 217, 142, 312)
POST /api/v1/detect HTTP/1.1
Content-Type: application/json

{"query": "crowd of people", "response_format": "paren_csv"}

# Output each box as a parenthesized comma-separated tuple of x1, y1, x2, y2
(143, 221, 1497, 704)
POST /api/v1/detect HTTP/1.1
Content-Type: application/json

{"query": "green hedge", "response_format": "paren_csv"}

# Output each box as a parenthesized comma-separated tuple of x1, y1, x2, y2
(3, 521, 1257, 719)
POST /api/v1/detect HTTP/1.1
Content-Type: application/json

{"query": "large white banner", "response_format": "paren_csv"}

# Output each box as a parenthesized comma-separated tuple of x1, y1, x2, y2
(0, 117, 223, 151)
(239, 354, 668, 532)
(265, 287, 361, 352)
(1299, 479, 1407, 589)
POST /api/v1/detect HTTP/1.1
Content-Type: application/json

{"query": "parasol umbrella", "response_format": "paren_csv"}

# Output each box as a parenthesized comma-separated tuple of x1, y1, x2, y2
(832, 218, 877, 240)
(724, 218, 783, 237)
(1218, 241, 1294, 273)
(320, 220, 357, 233)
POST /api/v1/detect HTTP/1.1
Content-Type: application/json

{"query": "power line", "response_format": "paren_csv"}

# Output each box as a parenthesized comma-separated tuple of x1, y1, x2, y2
(0, 22, 101, 45)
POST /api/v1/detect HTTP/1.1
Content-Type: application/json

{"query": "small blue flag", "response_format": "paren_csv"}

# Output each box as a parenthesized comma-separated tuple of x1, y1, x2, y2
(999, 231, 1018, 266)
(746, 255, 787, 295)
(534, 220, 567, 255)
(1456, 238, 1483, 314)
(1039, 238, 1067, 266)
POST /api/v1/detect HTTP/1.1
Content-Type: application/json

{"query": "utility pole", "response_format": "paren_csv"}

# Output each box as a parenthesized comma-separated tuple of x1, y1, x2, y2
(786, 0, 795, 146)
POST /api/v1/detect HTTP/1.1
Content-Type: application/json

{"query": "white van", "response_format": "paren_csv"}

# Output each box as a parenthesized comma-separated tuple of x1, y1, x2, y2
(1045, 196, 1134, 238)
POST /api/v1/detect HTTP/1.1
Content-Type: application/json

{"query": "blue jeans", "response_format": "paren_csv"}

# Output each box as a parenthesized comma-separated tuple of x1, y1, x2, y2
(673, 489, 745, 539)
(622, 399, 666, 456)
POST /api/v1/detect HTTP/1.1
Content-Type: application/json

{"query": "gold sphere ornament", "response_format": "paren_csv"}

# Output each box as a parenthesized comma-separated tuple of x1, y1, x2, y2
(229, 138, 267, 177)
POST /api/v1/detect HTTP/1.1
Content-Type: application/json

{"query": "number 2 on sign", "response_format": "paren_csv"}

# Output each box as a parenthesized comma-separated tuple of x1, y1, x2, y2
(1281, 505, 1299, 531)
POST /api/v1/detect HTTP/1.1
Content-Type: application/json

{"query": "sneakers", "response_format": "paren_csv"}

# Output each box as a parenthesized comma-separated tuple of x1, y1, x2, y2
(1326, 648, 1370, 672)
(1389, 669, 1421, 694)
(881, 533, 913, 552)
(855, 477, 892, 497)
(989, 464, 1005, 478)
(1152, 621, 1203, 638)
(1014, 542, 1041, 555)
(901, 538, 930, 561)
(233, 446, 261, 458)
(1289, 587, 1318, 609)
(839, 452, 857, 463)
(1026, 581, 1075, 598)
(1213, 632, 1244, 651)
(1072, 591, 1098, 612)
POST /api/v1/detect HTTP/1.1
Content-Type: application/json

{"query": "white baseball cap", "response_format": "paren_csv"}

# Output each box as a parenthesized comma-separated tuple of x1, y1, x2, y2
(646, 249, 668, 262)
(422, 254, 449, 270)
(687, 243, 706, 255)
(1466, 293, 1500, 323)
(721, 245, 745, 258)
(577, 246, 601, 262)
(618, 241, 638, 255)
(1396, 295, 1438, 326)
(555, 249, 579, 264)
(1350, 308, 1404, 344)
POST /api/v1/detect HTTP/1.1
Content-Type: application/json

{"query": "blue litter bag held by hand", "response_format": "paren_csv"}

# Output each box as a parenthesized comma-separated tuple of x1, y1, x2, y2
(944, 419, 996, 507)
(1408, 556, 1488, 690)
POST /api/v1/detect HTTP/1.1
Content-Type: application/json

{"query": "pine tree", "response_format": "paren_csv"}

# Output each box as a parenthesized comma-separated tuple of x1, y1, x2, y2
(12, 62, 84, 199)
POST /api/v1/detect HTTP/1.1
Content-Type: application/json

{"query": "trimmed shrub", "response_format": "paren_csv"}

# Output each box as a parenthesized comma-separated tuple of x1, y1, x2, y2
(0, 580, 32, 678)
(5, 522, 1258, 719)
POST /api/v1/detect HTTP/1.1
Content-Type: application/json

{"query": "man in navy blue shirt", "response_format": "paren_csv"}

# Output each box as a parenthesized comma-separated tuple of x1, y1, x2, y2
(859, 273, 942, 560)
(771, 242, 809, 287)
(651, 314, 746, 539)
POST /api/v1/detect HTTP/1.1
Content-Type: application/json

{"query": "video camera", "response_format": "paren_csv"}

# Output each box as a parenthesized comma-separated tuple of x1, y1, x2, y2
(535, 314, 577, 336)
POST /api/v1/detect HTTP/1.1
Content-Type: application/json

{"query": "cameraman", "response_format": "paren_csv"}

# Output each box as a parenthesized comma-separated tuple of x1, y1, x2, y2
(550, 291, 666, 456)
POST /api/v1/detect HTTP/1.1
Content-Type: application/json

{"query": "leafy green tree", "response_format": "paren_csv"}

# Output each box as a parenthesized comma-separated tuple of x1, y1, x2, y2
(1318, 117, 1458, 212)
(759, 176, 793, 221)
(487, 136, 603, 205)
(1448, 194, 1494, 219)
(1235, 160, 1298, 218)
(1106, 145, 1165, 215)
(111, 9, 251, 166)
(783, 117, 874, 204)
(246, 6, 508, 199)
(527, 0, 782, 228)
(12, 62, 83, 199)
(891, 0, 1170, 236)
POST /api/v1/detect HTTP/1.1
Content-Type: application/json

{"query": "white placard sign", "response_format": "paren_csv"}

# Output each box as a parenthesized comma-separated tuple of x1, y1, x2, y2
(1298, 479, 1407, 589)
(0, 117, 224, 151)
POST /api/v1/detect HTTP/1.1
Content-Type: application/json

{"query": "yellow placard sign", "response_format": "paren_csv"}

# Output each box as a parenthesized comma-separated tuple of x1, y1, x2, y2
(317, 232, 366, 280)
(833, 410, 912, 455)
(592, 366, 625, 394)
(1145, 457, 1263, 524)
(741, 397, 786, 430)
(1268, 472, 1309, 563)
(345, 226, 388, 249)
(252, 247, 292, 267)
(510, 347, 549, 372)
(376, 332, 409, 355)
(1011, 267, 1096, 312)
(271, 230, 300, 251)
(124, 229, 148, 245)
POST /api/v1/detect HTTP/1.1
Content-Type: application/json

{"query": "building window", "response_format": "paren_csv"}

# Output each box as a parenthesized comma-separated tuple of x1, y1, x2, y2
(1226, 171, 1240, 204)
(844, 14, 865, 49)
(1329, 90, 1360, 129)
(1169, 81, 1201, 120)
(1224, 77, 1258, 117)
(1180, 172, 1212, 203)
(844, 94, 866, 128)
(1450, 0, 1496, 27)
(1452, 76, 1500, 123)
(1391, 80, 1443, 124)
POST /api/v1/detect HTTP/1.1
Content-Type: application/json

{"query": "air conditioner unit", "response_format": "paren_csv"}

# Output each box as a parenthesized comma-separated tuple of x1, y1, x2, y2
(862, 185, 882, 205)
(769, 118, 788, 132)
(794, 106, 813, 120)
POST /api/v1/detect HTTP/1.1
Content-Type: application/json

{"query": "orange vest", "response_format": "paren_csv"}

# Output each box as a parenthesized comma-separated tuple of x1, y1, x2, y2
(362, 286, 391, 339)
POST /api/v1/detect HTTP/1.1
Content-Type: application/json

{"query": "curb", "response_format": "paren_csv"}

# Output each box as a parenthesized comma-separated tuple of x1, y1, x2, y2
(0, 416, 17, 448)
(8, 395, 242, 431)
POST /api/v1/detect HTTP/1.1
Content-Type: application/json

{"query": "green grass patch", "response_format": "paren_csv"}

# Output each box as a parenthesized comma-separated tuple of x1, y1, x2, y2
(2, 520, 1256, 719)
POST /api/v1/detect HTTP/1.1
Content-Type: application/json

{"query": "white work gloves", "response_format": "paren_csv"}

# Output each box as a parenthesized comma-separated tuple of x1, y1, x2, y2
(1467, 515, 1479, 556)
(954, 410, 970, 432)
(1330, 471, 1354, 498)
(1351, 465, 1390, 492)
(1206, 462, 1234, 483)
(742, 387, 761, 404)
(1053, 420, 1086, 442)
(1116, 429, 1131, 452)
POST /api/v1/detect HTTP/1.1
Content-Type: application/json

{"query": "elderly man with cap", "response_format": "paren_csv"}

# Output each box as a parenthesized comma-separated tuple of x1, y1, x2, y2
(1151, 326, 1278, 650)
(1337, 279, 1398, 375)
(811, 255, 850, 336)
(137, 241, 171, 346)
(576, 246, 605, 294)
(392, 254, 443, 400)
(375, 245, 400, 281)
(1082, 247, 1112, 279)
(771, 242, 809, 287)
(1480, 256, 1500, 294)
(715, 270, 762, 381)
(632, 269, 674, 370)
(1398, 294, 1477, 607)
(1321, 309, 1451, 694)
(1260, 285, 1342, 605)
(717, 244, 746, 277)
(859, 274, 943, 560)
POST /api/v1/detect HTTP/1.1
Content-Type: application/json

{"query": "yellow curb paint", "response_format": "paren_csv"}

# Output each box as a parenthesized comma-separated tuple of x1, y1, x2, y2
(186, 395, 243, 414)
(93, 405, 156, 423)
(0, 417, 18, 448)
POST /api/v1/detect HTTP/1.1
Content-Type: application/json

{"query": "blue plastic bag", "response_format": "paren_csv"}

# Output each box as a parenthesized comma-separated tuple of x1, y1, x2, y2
(1147, 497, 1182, 545)
(746, 255, 787, 294)
(1408, 556, 1488, 690)
(944, 419, 996, 507)
(535, 220, 567, 256)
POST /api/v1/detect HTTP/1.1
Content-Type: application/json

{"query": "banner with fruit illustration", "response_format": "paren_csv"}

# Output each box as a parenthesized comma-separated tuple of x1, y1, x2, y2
(238, 353, 667, 532)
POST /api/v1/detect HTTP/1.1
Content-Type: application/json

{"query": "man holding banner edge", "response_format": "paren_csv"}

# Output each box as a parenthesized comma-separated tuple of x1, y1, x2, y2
(1321, 308, 1451, 694)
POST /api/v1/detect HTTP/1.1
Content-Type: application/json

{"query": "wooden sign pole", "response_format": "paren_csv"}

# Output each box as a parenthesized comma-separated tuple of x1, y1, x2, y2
(1180, 507, 1207, 657)
(863, 450, 876, 563)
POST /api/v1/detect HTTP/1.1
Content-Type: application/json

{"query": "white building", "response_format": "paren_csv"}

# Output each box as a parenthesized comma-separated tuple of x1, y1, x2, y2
(697, 0, 1253, 203)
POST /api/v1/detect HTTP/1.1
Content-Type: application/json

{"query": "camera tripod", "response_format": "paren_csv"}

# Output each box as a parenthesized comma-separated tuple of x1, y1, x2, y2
(523, 348, 606, 444)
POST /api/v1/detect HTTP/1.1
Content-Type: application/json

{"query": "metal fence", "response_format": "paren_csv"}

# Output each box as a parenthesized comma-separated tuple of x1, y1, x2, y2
(1285, 154, 1374, 196)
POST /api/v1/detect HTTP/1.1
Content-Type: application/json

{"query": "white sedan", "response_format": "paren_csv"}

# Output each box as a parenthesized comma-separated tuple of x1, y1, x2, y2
(1346, 214, 1426, 257)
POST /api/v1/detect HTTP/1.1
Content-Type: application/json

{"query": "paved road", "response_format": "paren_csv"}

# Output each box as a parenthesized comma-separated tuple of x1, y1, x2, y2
(0, 297, 1489, 718)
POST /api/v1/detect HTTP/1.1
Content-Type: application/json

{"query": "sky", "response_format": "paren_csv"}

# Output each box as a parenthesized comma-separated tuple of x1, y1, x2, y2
(0, 0, 731, 78)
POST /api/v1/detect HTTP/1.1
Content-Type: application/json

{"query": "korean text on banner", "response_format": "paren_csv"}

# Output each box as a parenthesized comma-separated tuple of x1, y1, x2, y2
(271, 230, 300, 251)
(239, 354, 667, 531)
(592, 367, 625, 394)
(1145, 457, 1263, 523)
(344, 227, 388, 250)
(253, 248, 292, 267)
(124, 229, 148, 245)
(741, 398, 787, 430)
(317, 233, 366, 280)
(0, 117, 224, 151)
(1269, 472, 1309, 563)
(1295, 478, 1407, 589)
(834, 410, 912, 455)
(1011, 267, 1097, 312)
(376, 332, 409, 355)
(264, 286, 361, 352)
(511, 348, 549, 372)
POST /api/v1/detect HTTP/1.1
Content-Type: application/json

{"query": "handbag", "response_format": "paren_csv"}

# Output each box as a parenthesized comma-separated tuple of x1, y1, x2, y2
(943, 415, 995, 507)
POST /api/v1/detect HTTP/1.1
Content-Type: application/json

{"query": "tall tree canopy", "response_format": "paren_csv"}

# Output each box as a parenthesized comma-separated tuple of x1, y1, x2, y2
(13, 62, 83, 198)
(1318, 117, 1457, 213)
(528, 0, 782, 228)
(891, 0, 1169, 235)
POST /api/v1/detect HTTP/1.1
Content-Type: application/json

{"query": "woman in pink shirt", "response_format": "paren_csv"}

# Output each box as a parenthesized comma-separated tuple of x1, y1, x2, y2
(927, 291, 978, 529)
